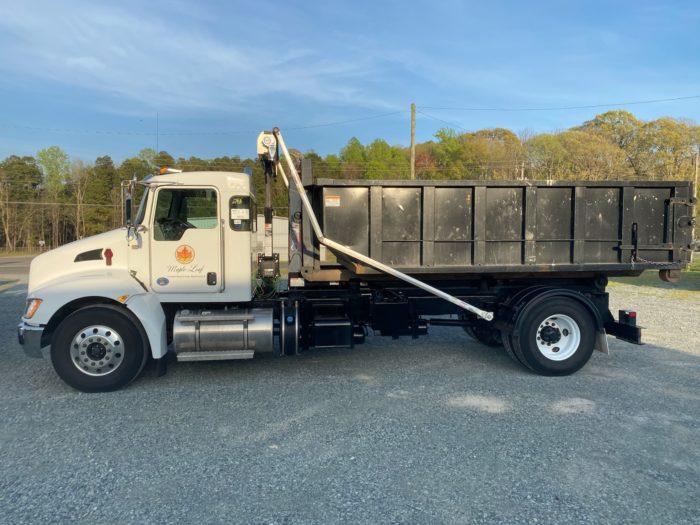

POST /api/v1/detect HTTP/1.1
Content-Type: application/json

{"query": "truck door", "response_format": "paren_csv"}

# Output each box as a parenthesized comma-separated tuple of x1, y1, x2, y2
(149, 186, 223, 293)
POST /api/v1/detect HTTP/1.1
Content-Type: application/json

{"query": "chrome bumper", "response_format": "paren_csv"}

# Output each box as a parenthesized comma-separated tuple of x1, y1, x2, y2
(17, 322, 45, 358)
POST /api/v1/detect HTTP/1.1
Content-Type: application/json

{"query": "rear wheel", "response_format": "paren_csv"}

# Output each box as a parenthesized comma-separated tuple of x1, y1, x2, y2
(501, 332, 521, 363)
(51, 306, 149, 392)
(463, 319, 503, 347)
(511, 298, 595, 376)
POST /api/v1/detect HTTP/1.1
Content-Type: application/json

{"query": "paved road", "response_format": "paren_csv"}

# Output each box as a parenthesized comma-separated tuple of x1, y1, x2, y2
(1, 263, 698, 524)
(0, 256, 33, 285)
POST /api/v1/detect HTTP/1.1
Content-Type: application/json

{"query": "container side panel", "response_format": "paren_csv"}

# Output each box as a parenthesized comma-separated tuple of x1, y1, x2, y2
(536, 242, 572, 265)
(382, 188, 421, 264)
(486, 188, 523, 241)
(434, 242, 472, 266)
(635, 249, 672, 262)
(322, 187, 370, 255)
(536, 187, 572, 240)
(303, 179, 691, 277)
(435, 188, 473, 241)
(485, 242, 523, 265)
(383, 242, 421, 266)
(584, 187, 620, 262)
(584, 241, 619, 263)
(382, 188, 421, 241)
(485, 187, 523, 264)
(535, 187, 573, 263)
(633, 188, 671, 245)
(585, 188, 620, 240)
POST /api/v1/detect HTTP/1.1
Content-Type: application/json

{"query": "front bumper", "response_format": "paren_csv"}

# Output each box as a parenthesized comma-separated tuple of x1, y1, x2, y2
(17, 322, 45, 358)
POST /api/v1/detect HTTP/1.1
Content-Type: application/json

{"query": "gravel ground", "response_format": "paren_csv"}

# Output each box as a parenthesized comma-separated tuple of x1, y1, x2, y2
(0, 267, 698, 524)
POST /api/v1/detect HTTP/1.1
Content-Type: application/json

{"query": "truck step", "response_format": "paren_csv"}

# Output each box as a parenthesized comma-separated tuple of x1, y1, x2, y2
(176, 350, 254, 362)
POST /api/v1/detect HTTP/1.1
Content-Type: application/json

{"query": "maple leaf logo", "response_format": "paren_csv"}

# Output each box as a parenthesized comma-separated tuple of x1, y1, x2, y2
(175, 244, 195, 264)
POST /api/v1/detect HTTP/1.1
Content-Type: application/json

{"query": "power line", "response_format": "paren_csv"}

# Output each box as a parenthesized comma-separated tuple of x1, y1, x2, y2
(420, 95, 700, 112)
(0, 110, 406, 137)
(286, 111, 405, 130)
(416, 109, 468, 131)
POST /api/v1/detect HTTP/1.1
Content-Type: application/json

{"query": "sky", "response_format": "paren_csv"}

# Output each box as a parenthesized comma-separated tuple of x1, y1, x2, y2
(0, 0, 699, 162)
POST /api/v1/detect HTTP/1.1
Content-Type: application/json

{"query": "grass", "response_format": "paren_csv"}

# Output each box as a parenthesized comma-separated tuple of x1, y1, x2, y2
(0, 251, 41, 257)
(690, 258, 700, 272)
(609, 255, 700, 295)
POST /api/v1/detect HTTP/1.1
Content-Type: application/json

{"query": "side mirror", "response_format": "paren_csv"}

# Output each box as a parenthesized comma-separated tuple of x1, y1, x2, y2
(125, 195, 133, 226)
(124, 177, 136, 227)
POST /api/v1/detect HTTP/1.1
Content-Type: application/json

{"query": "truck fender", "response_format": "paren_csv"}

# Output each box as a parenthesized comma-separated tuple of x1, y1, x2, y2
(124, 293, 168, 359)
(26, 272, 167, 359)
(513, 289, 604, 331)
(501, 287, 609, 354)
(27, 270, 145, 326)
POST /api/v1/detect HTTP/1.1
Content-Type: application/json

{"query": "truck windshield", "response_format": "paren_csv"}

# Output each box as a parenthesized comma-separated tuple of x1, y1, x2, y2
(134, 187, 149, 225)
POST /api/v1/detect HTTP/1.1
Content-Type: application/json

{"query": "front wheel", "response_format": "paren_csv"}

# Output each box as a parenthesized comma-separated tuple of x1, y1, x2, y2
(51, 306, 149, 392)
(511, 298, 596, 376)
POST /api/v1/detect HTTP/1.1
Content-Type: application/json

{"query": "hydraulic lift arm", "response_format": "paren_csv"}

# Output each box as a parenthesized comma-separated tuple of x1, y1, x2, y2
(257, 128, 494, 321)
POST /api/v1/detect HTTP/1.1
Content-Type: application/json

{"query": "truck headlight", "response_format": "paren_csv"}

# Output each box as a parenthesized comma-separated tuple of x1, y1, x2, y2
(24, 298, 43, 319)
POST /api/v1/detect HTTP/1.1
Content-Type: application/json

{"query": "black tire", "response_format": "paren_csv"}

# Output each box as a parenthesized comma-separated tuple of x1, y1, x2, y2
(463, 320, 503, 347)
(50, 305, 149, 392)
(501, 332, 522, 364)
(511, 298, 596, 376)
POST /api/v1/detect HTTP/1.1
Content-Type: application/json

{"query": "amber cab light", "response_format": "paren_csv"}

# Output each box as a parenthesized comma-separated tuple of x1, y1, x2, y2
(25, 298, 43, 319)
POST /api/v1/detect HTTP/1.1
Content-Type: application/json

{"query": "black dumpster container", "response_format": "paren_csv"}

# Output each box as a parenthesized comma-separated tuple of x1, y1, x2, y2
(291, 176, 695, 281)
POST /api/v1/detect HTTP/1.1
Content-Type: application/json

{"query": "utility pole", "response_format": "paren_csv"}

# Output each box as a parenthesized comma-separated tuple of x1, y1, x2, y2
(410, 103, 416, 180)
(695, 152, 698, 190)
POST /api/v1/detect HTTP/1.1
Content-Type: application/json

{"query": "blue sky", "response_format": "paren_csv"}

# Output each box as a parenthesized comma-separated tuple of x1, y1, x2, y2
(0, 0, 699, 162)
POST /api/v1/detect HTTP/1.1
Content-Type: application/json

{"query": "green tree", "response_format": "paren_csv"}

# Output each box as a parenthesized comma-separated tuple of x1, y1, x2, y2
(637, 117, 700, 180)
(580, 110, 646, 175)
(525, 134, 568, 179)
(364, 139, 409, 179)
(176, 156, 211, 171)
(66, 160, 92, 239)
(84, 155, 117, 234)
(462, 128, 524, 180)
(340, 137, 366, 178)
(0, 156, 42, 251)
(117, 157, 152, 181)
(433, 128, 465, 178)
(557, 130, 631, 180)
(414, 142, 439, 179)
(36, 146, 70, 248)
(137, 148, 157, 172)
(154, 150, 175, 168)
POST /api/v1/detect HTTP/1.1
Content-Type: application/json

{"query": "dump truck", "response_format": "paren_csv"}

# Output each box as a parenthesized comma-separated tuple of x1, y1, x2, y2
(18, 129, 696, 392)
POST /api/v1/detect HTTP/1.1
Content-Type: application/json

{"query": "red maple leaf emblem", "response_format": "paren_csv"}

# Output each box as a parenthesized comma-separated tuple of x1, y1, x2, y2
(175, 245, 195, 264)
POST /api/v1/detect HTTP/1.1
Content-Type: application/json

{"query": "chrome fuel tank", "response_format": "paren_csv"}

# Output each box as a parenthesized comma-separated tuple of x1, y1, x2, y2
(173, 308, 274, 355)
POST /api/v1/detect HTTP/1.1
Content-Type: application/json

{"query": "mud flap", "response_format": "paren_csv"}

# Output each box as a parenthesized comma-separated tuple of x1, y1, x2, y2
(595, 330, 609, 355)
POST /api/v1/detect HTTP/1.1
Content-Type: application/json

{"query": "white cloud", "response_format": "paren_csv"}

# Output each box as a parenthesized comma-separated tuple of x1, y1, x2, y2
(0, 1, 398, 113)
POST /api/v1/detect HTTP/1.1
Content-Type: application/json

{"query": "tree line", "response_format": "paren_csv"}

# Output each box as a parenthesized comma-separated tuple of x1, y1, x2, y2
(1, 110, 697, 251)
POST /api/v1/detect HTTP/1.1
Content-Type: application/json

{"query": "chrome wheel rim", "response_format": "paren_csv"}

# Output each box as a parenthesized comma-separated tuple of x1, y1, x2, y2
(535, 314, 580, 361)
(69, 325, 124, 376)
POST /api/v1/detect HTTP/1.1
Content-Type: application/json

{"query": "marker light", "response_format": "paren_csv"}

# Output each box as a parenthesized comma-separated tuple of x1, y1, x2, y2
(24, 298, 43, 319)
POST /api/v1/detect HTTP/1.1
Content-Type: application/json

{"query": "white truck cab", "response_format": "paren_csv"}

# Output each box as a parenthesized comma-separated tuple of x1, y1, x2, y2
(18, 170, 265, 391)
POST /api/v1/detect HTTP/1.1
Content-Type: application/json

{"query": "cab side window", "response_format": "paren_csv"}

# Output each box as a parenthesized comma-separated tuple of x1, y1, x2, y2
(154, 188, 218, 241)
(229, 196, 257, 232)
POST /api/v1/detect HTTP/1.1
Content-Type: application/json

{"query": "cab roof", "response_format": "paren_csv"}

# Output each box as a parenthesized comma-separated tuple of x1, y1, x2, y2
(144, 170, 252, 192)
